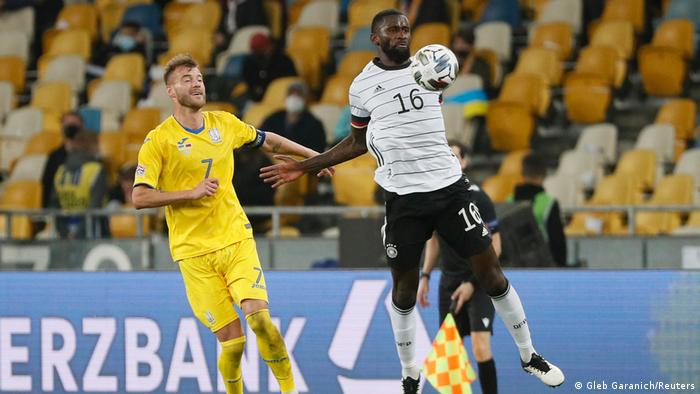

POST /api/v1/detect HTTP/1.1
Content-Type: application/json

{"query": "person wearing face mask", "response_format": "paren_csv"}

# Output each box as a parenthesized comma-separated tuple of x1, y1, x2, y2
(99, 21, 147, 66)
(259, 82, 326, 154)
(41, 111, 84, 208)
(240, 33, 297, 102)
(452, 27, 493, 98)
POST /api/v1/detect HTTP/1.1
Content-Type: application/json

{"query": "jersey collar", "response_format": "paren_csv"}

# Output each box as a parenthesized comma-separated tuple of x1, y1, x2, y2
(373, 57, 412, 70)
(172, 115, 205, 134)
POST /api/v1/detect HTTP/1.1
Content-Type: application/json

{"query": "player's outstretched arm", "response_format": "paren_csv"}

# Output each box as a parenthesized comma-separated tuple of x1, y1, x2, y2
(260, 126, 368, 188)
(132, 178, 219, 209)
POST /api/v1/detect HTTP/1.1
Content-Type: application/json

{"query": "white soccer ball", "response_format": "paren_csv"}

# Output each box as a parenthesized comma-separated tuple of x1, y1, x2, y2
(411, 44, 459, 91)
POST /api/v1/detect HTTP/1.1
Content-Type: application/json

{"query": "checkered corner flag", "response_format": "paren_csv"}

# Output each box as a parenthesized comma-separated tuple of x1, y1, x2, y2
(422, 310, 477, 394)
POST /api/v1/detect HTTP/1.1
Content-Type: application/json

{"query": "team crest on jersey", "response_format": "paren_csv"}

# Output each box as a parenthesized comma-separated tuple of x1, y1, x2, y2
(208, 128, 222, 143)
(177, 137, 192, 155)
(386, 243, 398, 259)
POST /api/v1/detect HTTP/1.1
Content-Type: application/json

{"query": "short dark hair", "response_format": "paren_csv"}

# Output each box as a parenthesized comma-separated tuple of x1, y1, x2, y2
(522, 153, 547, 178)
(371, 9, 404, 34)
(163, 53, 199, 85)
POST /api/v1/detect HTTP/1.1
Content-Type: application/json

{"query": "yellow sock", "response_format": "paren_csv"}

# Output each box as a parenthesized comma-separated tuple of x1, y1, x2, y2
(245, 309, 296, 392)
(219, 336, 245, 394)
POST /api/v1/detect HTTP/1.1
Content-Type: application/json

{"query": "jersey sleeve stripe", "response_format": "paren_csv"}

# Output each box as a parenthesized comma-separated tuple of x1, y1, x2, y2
(351, 115, 370, 128)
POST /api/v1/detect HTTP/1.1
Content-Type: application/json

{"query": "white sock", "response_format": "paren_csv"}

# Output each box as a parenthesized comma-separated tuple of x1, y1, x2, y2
(389, 302, 420, 379)
(491, 281, 537, 362)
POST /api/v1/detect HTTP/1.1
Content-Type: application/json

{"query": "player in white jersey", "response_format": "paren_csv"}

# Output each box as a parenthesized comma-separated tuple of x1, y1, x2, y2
(261, 9, 564, 393)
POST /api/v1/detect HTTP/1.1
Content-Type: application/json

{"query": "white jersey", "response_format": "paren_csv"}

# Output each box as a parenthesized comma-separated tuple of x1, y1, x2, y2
(349, 58, 462, 195)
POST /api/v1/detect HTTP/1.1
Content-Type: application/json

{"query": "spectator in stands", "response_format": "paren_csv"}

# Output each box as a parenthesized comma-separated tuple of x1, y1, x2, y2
(511, 154, 567, 266)
(407, 0, 450, 28)
(41, 111, 83, 208)
(98, 21, 148, 66)
(452, 27, 493, 98)
(50, 130, 110, 239)
(107, 163, 137, 208)
(260, 81, 326, 154)
(218, 0, 269, 45)
(240, 32, 296, 102)
(333, 106, 352, 144)
(233, 149, 275, 233)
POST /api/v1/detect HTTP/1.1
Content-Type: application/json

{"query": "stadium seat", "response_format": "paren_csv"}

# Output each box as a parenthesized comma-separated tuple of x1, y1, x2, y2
(555, 149, 605, 192)
(164, 1, 221, 38)
(8, 154, 47, 182)
(215, 25, 271, 73)
(565, 176, 638, 235)
(652, 19, 694, 60)
(544, 174, 585, 207)
(55, 3, 98, 40)
(0, 30, 29, 62)
(462, 0, 488, 21)
(674, 148, 700, 188)
(346, 26, 374, 52)
(573, 46, 618, 87)
(309, 103, 344, 145)
(23, 132, 62, 156)
(614, 149, 657, 192)
(337, 51, 375, 78)
(563, 73, 611, 124)
(98, 3, 127, 42)
(598, 0, 645, 34)
(262, 77, 303, 109)
(635, 124, 676, 165)
(288, 27, 331, 65)
(217, 53, 247, 79)
(202, 102, 236, 114)
(656, 99, 696, 142)
(39, 55, 86, 92)
(287, 49, 323, 92)
(320, 75, 353, 106)
(99, 132, 126, 177)
(497, 150, 530, 176)
(479, 0, 522, 29)
(638, 45, 687, 97)
(0, 56, 26, 93)
(243, 103, 280, 128)
(30, 82, 76, 117)
(121, 107, 161, 145)
(262, 0, 284, 39)
(475, 48, 502, 86)
(441, 103, 475, 149)
(110, 209, 151, 238)
(100, 53, 145, 93)
(296, 0, 340, 33)
(44, 28, 91, 60)
(1, 107, 45, 140)
(474, 22, 512, 62)
(143, 81, 171, 119)
(0, 81, 14, 121)
(0, 7, 35, 40)
(536, 0, 582, 34)
(89, 80, 132, 116)
(121, 4, 163, 38)
(513, 47, 562, 86)
(528, 22, 573, 60)
(0, 180, 41, 240)
(347, 0, 395, 37)
(443, 74, 483, 99)
(411, 22, 451, 50)
(590, 20, 635, 61)
(498, 73, 549, 116)
(158, 29, 213, 67)
(486, 101, 534, 152)
(482, 174, 520, 202)
(332, 155, 377, 206)
(575, 123, 618, 166)
(635, 174, 694, 235)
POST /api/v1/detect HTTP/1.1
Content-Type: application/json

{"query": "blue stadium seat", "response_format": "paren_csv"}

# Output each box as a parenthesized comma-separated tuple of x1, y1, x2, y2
(222, 54, 246, 78)
(78, 106, 101, 133)
(479, 0, 522, 30)
(121, 4, 163, 39)
(347, 26, 374, 52)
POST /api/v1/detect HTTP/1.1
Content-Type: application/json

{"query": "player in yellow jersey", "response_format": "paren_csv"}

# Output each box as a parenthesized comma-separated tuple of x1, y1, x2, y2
(132, 54, 329, 394)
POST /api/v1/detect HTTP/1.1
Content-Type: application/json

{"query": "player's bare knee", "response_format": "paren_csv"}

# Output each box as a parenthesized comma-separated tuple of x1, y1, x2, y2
(471, 335, 492, 362)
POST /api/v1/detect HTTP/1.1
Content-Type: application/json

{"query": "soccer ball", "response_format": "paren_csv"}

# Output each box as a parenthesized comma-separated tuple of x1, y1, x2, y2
(411, 44, 459, 91)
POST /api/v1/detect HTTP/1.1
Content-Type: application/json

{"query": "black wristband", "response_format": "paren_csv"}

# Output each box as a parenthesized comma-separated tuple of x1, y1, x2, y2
(420, 272, 431, 280)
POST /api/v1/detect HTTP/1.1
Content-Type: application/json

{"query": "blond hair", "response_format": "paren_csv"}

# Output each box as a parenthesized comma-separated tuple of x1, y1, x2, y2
(163, 53, 199, 85)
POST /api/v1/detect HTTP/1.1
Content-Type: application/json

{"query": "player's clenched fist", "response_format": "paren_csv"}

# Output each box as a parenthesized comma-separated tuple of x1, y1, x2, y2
(191, 178, 219, 199)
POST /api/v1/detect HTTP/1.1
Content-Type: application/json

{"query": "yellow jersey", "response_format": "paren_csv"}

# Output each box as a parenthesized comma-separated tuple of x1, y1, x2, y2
(134, 111, 259, 261)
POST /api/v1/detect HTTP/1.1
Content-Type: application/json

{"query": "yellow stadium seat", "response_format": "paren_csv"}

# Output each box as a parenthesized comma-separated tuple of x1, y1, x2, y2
(638, 45, 687, 97)
(564, 73, 611, 124)
(590, 20, 635, 60)
(565, 176, 639, 235)
(110, 208, 151, 238)
(0, 56, 25, 93)
(486, 101, 534, 152)
(600, 0, 645, 34)
(0, 180, 41, 239)
(44, 28, 91, 60)
(573, 46, 618, 87)
(164, 1, 221, 37)
(332, 155, 377, 206)
(287, 0, 310, 27)
(497, 150, 530, 176)
(103, 53, 145, 93)
(158, 29, 213, 67)
(287, 49, 323, 92)
(614, 149, 657, 192)
(529, 22, 573, 60)
(261, 77, 302, 108)
(348, 0, 395, 32)
(656, 99, 696, 141)
(481, 174, 520, 203)
(202, 102, 237, 114)
(653, 19, 695, 60)
(56, 4, 98, 40)
(498, 73, 549, 116)
(99, 132, 126, 178)
(411, 22, 451, 51)
(337, 51, 375, 78)
(23, 131, 62, 155)
(320, 75, 353, 106)
(121, 107, 161, 145)
(288, 27, 331, 65)
(30, 81, 75, 117)
(263, 0, 284, 39)
(635, 174, 694, 235)
(462, 0, 488, 20)
(243, 103, 281, 128)
(99, 4, 127, 42)
(685, 211, 700, 229)
(514, 47, 562, 86)
(475, 48, 501, 86)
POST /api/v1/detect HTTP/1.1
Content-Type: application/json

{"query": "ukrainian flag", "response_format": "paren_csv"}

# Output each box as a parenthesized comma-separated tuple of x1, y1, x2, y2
(444, 89, 489, 118)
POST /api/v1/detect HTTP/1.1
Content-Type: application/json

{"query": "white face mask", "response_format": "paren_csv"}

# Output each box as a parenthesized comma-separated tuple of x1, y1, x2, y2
(285, 95, 305, 114)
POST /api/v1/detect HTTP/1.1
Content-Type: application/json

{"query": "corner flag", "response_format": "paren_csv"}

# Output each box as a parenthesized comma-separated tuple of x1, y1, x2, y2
(422, 313, 477, 394)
